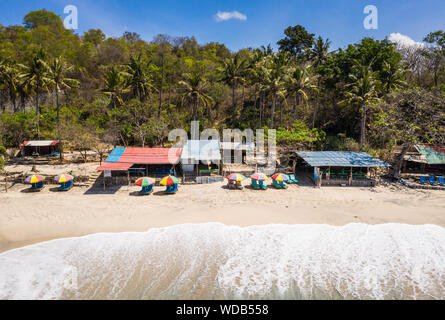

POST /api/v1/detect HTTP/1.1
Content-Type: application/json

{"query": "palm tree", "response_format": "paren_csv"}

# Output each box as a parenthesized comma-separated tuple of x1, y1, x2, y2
(49, 57, 80, 136)
(0, 60, 21, 112)
(261, 53, 291, 128)
(381, 61, 407, 93)
(124, 54, 155, 102)
(179, 72, 214, 121)
(287, 64, 318, 123)
(310, 36, 330, 127)
(101, 66, 129, 108)
(20, 49, 53, 137)
(311, 36, 331, 68)
(219, 53, 249, 112)
(339, 60, 381, 147)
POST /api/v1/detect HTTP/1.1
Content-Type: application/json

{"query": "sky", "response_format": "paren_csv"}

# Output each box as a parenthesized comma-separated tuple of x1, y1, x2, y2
(0, 0, 444, 51)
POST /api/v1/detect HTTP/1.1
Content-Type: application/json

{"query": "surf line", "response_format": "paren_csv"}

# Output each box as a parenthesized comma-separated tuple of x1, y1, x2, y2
(176, 304, 211, 318)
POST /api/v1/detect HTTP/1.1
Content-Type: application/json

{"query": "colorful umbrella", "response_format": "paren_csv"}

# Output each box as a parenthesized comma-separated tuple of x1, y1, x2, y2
(54, 174, 74, 184)
(226, 173, 246, 182)
(135, 177, 156, 187)
(160, 175, 179, 186)
(271, 173, 289, 182)
(25, 174, 46, 184)
(250, 173, 269, 181)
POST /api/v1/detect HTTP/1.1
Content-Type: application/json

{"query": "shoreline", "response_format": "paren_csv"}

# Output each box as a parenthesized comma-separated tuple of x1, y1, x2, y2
(1, 182, 445, 253)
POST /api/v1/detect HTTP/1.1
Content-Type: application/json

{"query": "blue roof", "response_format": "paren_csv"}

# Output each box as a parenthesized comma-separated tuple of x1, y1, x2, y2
(297, 151, 390, 167)
(181, 140, 221, 161)
(105, 147, 125, 163)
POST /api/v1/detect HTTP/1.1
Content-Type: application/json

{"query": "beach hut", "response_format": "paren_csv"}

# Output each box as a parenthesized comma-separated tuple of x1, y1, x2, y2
(180, 139, 222, 182)
(295, 151, 390, 187)
(96, 147, 182, 189)
(20, 140, 61, 157)
(397, 145, 445, 175)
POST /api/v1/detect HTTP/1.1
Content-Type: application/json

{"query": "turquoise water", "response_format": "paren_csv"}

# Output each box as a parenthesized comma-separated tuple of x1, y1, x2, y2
(1, 223, 445, 300)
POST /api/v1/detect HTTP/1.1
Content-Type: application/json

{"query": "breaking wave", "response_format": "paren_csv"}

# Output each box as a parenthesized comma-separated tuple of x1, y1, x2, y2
(1, 223, 445, 300)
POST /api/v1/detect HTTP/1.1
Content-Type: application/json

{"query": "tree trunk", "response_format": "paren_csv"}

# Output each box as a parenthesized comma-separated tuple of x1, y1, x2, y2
(193, 95, 198, 121)
(232, 86, 236, 111)
(269, 92, 277, 128)
(158, 54, 165, 119)
(293, 94, 299, 122)
(360, 105, 367, 148)
(56, 88, 60, 138)
(259, 92, 263, 128)
(35, 90, 40, 138)
(168, 74, 172, 106)
(392, 144, 409, 179)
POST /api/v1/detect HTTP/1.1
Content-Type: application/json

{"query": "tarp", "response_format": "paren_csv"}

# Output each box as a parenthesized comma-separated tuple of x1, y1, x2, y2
(297, 151, 390, 167)
(96, 162, 132, 171)
(181, 140, 221, 162)
(415, 145, 445, 165)
(21, 140, 59, 147)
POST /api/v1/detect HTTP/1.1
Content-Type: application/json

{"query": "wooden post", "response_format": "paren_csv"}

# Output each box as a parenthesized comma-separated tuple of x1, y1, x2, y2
(127, 171, 130, 191)
(4, 171, 7, 193)
(349, 167, 353, 186)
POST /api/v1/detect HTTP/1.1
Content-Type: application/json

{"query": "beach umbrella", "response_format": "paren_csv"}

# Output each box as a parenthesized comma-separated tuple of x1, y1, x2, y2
(250, 173, 269, 181)
(160, 175, 179, 186)
(135, 177, 156, 187)
(271, 173, 289, 182)
(24, 174, 46, 184)
(54, 174, 74, 184)
(226, 173, 246, 182)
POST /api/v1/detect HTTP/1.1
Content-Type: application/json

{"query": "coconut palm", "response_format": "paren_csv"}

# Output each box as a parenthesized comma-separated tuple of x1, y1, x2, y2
(179, 72, 214, 121)
(101, 66, 129, 108)
(49, 57, 80, 135)
(0, 60, 21, 112)
(261, 52, 291, 128)
(339, 60, 381, 147)
(381, 61, 407, 93)
(287, 64, 318, 122)
(20, 49, 53, 136)
(124, 54, 155, 102)
(219, 53, 249, 112)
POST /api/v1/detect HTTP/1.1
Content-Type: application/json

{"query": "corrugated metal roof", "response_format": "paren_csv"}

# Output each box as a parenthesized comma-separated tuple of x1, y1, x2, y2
(21, 140, 59, 147)
(96, 162, 132, 171)
(103, 147, 182, 165)
(120, 148, 181, 164)
(181, 140, 221, 161)
(297, 151, 390, 167)
(105, 147, 126, 162)
(415, 145, 445, 165)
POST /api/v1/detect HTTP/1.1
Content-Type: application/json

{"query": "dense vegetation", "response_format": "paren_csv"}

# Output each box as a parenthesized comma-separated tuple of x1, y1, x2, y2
(0, 10, 444, 166)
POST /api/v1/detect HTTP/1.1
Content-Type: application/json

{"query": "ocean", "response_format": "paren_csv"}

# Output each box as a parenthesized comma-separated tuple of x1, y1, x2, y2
(1, 223, 445, 300)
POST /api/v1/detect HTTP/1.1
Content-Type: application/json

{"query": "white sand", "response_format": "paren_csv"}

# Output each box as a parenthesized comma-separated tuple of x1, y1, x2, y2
(1, 181, 444, 253)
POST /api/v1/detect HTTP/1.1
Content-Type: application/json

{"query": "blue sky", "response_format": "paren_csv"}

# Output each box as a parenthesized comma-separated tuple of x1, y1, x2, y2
(0, 0, 444, 51)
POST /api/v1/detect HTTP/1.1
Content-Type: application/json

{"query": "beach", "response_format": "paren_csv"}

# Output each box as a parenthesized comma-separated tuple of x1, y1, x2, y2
(1, 181, 444, 253)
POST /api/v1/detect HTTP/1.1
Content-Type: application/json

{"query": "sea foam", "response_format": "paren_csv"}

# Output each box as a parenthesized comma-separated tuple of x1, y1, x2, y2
(1, 223, 445, 300)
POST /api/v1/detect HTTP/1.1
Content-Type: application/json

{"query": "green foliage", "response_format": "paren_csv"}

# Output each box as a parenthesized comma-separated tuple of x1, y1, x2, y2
(324, 134, 360, 152)
(0, 10, 443, 155)
(267, 120, 326, 148)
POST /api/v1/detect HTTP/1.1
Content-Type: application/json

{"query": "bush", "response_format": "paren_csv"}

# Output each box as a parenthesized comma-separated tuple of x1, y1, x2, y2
(324, 134, 360, 151)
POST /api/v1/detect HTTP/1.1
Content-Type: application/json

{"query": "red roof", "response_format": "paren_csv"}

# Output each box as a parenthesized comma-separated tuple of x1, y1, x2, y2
(96, 162, 132, 171)
(118, 148, 181, 165)
(20, 140, 60, 147)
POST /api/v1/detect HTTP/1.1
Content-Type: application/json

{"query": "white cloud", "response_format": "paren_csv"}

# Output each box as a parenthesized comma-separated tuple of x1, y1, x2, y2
(214, 11, 247, 22)
(389, 33, 425, 49)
